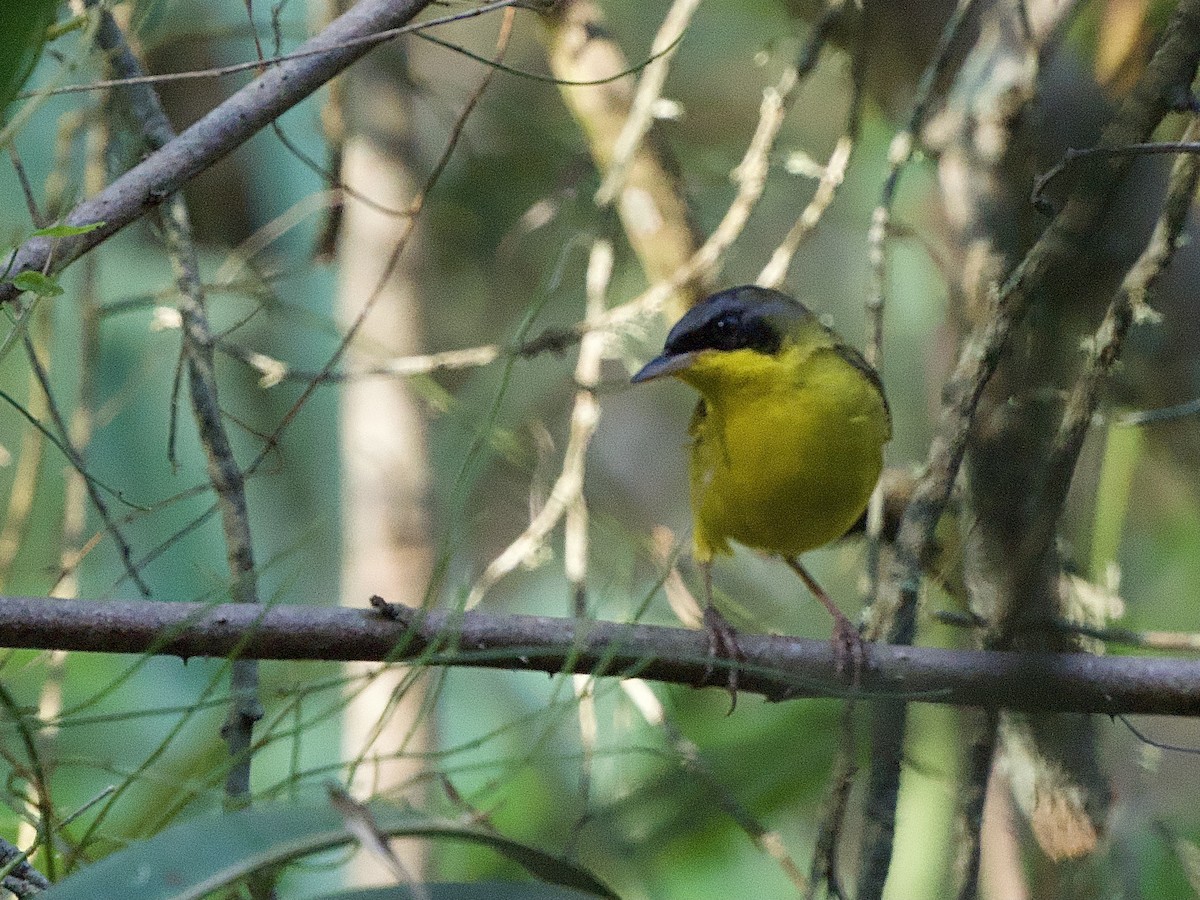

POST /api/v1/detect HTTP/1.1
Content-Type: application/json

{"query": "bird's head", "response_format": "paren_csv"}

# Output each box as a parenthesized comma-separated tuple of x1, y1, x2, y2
(631, 285, 821, 388)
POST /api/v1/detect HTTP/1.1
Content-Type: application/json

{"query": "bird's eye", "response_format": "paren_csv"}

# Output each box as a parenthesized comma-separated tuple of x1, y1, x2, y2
(714, 314, 737, 331)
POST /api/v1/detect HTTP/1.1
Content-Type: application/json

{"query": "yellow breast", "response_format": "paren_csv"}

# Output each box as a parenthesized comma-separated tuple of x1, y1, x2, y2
(683, 343, 889, 562)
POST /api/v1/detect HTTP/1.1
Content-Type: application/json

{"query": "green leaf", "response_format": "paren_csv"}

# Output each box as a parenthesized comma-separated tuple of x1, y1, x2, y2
(312, 883, 603, 899)
(39, 802, 616, 900)
(1090, 423, 1143, 579)
(31, 221, 105, 238)
(10, 270, 63, 297)
(0, 0, 56, 113)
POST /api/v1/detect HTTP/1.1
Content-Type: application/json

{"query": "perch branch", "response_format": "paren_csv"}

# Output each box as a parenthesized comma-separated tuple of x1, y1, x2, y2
(1, 597, 1200, 717)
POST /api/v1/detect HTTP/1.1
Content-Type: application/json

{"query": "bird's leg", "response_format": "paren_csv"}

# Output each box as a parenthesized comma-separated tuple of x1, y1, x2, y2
(784, 556, 865, 681)
(700, 560, 742, 706)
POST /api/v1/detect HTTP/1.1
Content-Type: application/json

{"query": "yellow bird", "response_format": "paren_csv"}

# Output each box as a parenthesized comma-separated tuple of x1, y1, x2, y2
(632, 285, 891, 674)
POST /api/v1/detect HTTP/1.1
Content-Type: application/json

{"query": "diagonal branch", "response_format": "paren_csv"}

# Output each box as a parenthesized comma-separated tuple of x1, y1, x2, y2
(0, 0, 442, 306)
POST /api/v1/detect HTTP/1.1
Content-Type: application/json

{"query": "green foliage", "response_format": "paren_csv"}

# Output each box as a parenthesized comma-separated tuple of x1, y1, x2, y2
(313, 887, 602, 900)
(38, 801, 615, 900)
(0, 0, 56, 115)
(31, 221, 105, 238)
(8, 270, 62, 296)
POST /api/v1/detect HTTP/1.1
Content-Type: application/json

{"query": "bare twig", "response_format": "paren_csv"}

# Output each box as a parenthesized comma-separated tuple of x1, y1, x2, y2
(545, 0, 705, 320)
(597, 66, 801, 338)
(23, 0, 518, 99)
(22, 332, 152, 596)
(865, 0, 980, 368)
(759, 0, 859, 291)
(952, 710, 998, 900)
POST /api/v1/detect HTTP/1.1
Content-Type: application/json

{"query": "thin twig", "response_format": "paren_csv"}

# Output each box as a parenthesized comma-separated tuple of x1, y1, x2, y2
(545, 0, 705, 319)
(1031, 138, 1200, 209)
(241, 4, 516, 485)
(22, 333, 153, 596)
(953, 710, 998, 900)
(218, 339, 501, 386)
(568, 239, 613, 820)
(865, 0, 980, 369)
(759, 0, 859, 290)
(596, 66, 801, 338)
(24, 0, 520, 99)
(806, 700, 857, 900)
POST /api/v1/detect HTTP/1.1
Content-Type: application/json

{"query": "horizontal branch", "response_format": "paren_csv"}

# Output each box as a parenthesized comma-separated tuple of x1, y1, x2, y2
(1, 596, 1198, 717)
(0, 0, 438, 305)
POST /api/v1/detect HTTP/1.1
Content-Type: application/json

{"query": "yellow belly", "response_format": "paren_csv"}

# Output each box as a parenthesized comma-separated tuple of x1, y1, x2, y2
(687, 347, 888, 562)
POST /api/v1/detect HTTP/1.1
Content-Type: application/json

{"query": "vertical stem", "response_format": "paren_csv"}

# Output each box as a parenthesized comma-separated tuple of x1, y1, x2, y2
(84, 0, 264, 814)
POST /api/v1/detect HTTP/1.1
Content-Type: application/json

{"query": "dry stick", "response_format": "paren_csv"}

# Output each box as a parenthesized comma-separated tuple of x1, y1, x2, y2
(953, 708, 999, 900)
(789, 8, 876, 894)
(22, 0, 518, 101)
(335, 12, 517, 866)
(865, 0, 980, 369)
(465, 70, 798, 607)
(639, 533, 810, 878)
(1046, 621, 1200, 653)
(0, 0, 441, 307)
(18, 102, 113, 865)
(85, 4, 265, 816)
(221, 340, 502, 386)
(854, 1, 980, 893)
(23, 326, 154, 596)
(857, 2, 1200, 896)
(545, 0, 706, 321)
(596, 66, 800, 340)
(108, 0, 510, 623)
(757, 133, 854, 291)
(593, 0, 701, 206)
(52, 115, 106, 599)
(4, 596, 1200, 715)
(758, 0, 856, 291)
(0, 366, 48, 586)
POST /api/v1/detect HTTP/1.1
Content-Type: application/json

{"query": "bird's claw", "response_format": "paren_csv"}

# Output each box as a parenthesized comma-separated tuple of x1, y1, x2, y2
(702, 604, 744, 711)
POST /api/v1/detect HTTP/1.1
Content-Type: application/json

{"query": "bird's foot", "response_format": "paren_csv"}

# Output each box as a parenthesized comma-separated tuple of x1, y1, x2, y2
(702, 604, 744, 711)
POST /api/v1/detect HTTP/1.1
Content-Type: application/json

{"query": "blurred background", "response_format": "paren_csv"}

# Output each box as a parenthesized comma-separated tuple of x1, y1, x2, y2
(1, 1, 1199, 897)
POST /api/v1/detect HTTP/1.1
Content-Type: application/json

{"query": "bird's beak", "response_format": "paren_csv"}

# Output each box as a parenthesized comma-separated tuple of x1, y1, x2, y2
(631, 350, 703, 384)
